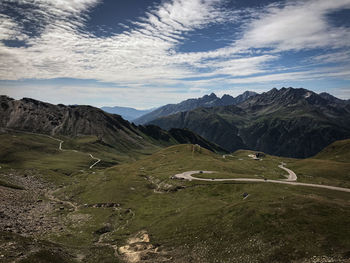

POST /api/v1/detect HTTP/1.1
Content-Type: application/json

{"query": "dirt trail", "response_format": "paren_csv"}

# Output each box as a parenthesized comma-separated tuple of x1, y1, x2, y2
(89, 154, 101, 169)
(45, 188, 78, 212)
(46, 135, 101, 169)
(7, 129, 102, 169)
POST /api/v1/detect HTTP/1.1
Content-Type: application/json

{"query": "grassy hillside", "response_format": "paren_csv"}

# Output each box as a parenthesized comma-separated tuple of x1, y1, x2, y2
(50, 145, 350, 263)
(288, 139, 350, 188)
(0, 131, 159, 187)
(1, 133, 349, 263)
(314, 139, 350, 162)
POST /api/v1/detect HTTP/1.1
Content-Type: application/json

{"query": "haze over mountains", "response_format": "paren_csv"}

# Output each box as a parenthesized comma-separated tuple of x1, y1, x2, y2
(101, 106, 154, 121)
(148, 88, 350, 158)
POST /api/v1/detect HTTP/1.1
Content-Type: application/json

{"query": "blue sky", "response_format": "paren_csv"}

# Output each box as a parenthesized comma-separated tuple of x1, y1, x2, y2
(0, 0, 350, 108)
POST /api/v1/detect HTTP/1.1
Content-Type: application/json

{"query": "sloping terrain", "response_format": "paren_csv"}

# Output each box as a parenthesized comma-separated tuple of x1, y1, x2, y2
(134, 91, 256, 125)
(288, 139, 350, 188)
(0, 131, 349, 263)
(0, 96, 224, 154)
(149, 88, 350, 158)
(313, 139, 350, 162)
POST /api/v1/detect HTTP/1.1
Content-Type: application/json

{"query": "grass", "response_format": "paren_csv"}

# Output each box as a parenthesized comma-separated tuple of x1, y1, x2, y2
(314, 139, 350, 162)
(0, 131, 160, 186)
(52, 144, 350, 262)
(288, 139, 350, 188)
(1, 132, 350, 262)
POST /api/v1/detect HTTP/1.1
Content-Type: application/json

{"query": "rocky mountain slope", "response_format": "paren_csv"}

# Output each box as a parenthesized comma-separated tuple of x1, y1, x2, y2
(0, 96, 224, 153)
(101, 106, 154, 121)
(133, 91, 257, 124)
(148, 88, 350, 158)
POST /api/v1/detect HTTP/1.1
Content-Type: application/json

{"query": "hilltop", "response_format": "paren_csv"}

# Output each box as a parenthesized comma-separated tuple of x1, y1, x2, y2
(313, 139, 350, 162)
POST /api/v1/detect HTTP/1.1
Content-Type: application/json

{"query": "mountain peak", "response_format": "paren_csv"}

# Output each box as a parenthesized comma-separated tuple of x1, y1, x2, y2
(204, 93, 217, 99)
(134, 90, 257, 124)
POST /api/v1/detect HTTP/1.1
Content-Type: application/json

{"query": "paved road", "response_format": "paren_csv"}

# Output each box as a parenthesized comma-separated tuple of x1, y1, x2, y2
(278, 163, 297, 181)
(173, 171, 350, 193)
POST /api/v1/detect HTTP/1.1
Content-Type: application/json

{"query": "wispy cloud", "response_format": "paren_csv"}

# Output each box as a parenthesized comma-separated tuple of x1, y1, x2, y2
(0, 0, 241, 84)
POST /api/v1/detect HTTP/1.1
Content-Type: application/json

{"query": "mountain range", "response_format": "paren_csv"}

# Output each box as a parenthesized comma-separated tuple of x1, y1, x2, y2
(100, 106, 154, 121)
(0, 96, 224, 154)
(148, 87, 350, 158)
(133, 91, 257, 124)
(2, 87, 349, 158)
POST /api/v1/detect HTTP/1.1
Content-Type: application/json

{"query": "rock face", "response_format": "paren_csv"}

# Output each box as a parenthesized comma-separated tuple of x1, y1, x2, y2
(133, 91, 257, 125)
(0, 96, 145, 150)
(148, 88, 350, 158)
(0, 96, 224, 153)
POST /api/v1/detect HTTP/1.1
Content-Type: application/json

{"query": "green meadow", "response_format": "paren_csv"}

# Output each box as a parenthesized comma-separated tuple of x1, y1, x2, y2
(0, 133, 349, 262)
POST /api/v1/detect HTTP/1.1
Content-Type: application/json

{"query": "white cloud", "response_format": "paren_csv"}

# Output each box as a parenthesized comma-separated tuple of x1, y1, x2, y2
(238, 0, 350, 51)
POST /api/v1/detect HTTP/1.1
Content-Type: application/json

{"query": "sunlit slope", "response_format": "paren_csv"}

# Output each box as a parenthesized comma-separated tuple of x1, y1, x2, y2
(53, 144, 350, 263)
(289, 139, 350, 188)
(0, 132, 140, 186)
(314, 139, 350, 162)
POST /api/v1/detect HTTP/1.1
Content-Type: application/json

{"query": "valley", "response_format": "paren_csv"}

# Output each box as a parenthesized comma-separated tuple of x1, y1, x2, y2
(0, 129, 349, 263)
(2, 0, 350, 262)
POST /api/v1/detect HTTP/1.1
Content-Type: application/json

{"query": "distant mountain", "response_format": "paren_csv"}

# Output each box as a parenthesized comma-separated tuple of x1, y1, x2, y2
(101, 106, 154, 121)
(133, 91, 257, 124)
(148, 87, 350, 158)
(0, 96, 225, 154)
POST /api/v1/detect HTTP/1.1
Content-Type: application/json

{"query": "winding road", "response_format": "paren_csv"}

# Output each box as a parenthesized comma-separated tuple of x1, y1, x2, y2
(44, 135, 101, 169)
(89, 154, 101, 169)
(7, 129, 102, 169)
(173, 168, 350, 193)
(278, 162, 297, 181)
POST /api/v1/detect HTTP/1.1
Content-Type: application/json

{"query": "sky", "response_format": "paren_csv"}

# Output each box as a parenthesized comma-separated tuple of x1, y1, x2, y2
(0, 0, 350, 109)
